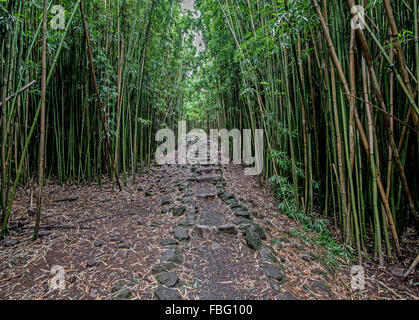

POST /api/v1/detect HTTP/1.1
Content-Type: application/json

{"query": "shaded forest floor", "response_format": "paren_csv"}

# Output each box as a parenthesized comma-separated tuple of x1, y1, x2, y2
(0, 139, 418, 300)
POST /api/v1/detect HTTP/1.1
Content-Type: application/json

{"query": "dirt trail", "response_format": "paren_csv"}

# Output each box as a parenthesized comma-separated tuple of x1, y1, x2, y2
(0, 137, 418, 300)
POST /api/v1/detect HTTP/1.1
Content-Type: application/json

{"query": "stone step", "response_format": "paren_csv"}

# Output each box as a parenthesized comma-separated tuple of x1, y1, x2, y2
(195, 174, 221, 183)
(196, 191, 217, 199)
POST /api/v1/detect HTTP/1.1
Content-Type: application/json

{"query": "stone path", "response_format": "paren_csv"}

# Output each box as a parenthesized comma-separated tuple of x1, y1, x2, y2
(150, 135, 287, 300)
(2, 135, 416, 300)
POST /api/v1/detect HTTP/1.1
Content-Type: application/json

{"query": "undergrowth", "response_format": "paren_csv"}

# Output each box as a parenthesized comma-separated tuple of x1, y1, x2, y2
(270, 173, 354, 270)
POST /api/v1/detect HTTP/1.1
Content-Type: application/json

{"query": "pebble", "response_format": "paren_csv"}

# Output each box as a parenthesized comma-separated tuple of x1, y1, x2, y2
(94, 240, 102, 247)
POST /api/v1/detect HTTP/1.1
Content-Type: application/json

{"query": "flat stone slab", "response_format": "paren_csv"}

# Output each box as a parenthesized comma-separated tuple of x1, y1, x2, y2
(195, 225, 217, 237)
(155, 272, 179, 287)
(116, 243, 130, 249)
(182, 190, 194, 197)
(161, 247, 182, 264)
(155, 285, 181, 300)
(161, 197, 172, 206)
(234, 210, 251, 218)
(217, 223, 237, 235)
(196, 192, 217, 199)
(245, 227, 262, 250)
(174, 227, 190, 241)
(171, 206, 187, 217)
(86, 257, 96, 268)
(211, 242, 221, 251)
(262, 263, 284, 281)
(145, 190, 154, 196)
(258, 245, 277, 263)
(160, 238, 178, 246)
(219, 192, 235, 201)
(195, 174, 221, 183)
(151, 263, 176, 274)
(232, 217, 252, 225)
(2, 238, 19, 247)
(277, 292, 298, 300)
(93, 240, 102, 247)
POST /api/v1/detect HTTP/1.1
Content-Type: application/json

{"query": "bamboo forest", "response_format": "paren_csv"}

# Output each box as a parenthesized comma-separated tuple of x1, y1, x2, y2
(0, 0, 418, 301)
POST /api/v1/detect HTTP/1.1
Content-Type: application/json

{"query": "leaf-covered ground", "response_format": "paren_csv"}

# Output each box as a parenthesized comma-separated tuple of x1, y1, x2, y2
(0, 141, 418, 300)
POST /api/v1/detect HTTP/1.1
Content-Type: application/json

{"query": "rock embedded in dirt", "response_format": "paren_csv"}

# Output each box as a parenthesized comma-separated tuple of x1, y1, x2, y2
(195, 174, 220, 183)
(217, 223, 237, 235)
(234, 209, 251, 219)
(197, 192, 217, 199)
(145, 190, 154, 196)
(155, 285, 181, 300)
(178, 182, 189, 191)
(117, 243, 130, 249)
(312, 268, 328, 279)
(182, 190, 194, 197)
(291, 243, 303, 251)
(38, 231, 51, 237)
(155, 272, 179, 287)
(311, 280, 332, 297)
(115, 289, 132, 300)
(195, 225, 217, 237)
(251, 224, 266, 240)
(278, 237, 290, 243)
(245, 199, 256, 206)
(93, 240, 102, 247)
(232, 216, 252, 225)
(301, 254, 316, 262)
(111, 281, 126, 293)
(50, 233, 60, 239)
(277, 291, 298, 300)
(174, 227, 190, 241)
(89, 288, 99, 299)
(137, 220, 145, 226)
(231, 203, 248, 210)
(86, 257, 96, 268)
(269, 279, 282, 292)
(161, 197, 172, 206)
(110, 281, 133, 300)
(258, 245, 277, 263)
(177, 220, 194, 227)
(2, 238, 19, 247)
(252, 211, 264, 219)
(245, 227, 262, 250)
(161, 247, 182, 264)
(262, 263, 284, 281)
(160, 237, 178, 246)
(389, 266, 404, 278)
(219, 192, 235, 201)
(181, 198, 195, 205)
(151, 263, 176, 274)
(185, 208, 197, 216)
(211, 242, 221, 251)
(171, 206, 187, 217)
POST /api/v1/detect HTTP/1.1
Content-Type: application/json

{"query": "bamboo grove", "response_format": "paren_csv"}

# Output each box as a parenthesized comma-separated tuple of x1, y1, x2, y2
(191, 0, 419, 265)
(0, 0, 197, 238)
(1, 0, 419, 266)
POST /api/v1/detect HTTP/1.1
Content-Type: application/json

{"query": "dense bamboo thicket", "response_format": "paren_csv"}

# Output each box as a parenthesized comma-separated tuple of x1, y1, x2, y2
(191, 0, 419, 265)
(0, 0, 196, 237)
(1, 0, 418, 266)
